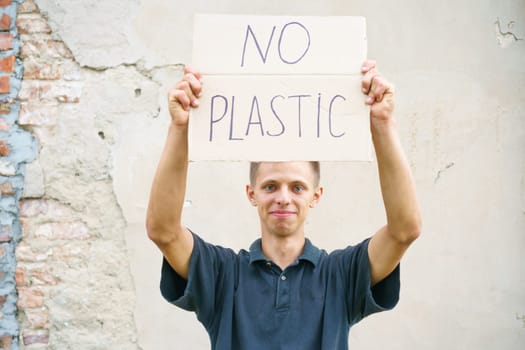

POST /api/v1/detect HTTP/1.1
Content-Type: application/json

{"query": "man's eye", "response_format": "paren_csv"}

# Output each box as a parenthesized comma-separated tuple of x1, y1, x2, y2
(293, 185, 304, 192)
(264, 184, 275, 191)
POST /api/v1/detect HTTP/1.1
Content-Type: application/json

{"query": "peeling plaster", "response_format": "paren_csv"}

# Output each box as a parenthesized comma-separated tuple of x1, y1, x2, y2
(0, 158, 16, 176)
(35, 0, 145, 69)
(33, 0, 188, 75)
(494, 18, 523, 48)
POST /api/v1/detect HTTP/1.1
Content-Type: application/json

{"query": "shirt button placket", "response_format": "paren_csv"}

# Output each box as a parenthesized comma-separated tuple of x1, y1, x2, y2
(276, 273, 290, 310)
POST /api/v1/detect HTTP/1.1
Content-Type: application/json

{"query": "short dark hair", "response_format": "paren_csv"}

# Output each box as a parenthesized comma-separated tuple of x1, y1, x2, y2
(249, 161, 320, 187)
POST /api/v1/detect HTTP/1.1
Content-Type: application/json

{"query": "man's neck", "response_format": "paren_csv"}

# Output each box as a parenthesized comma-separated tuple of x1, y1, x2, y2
(260, 233, 306, 270)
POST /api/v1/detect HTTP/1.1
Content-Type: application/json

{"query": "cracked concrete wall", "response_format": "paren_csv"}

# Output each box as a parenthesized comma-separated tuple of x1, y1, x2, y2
(11, 0, 525, 349)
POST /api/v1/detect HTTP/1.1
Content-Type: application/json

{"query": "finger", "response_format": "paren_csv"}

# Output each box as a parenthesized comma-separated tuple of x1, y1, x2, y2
(168, 88, 191, 112)
(365, 95, 376, 105)
(361, 59, 377, 74)
(184, 72, 203, 100)
(361, 67, 380, 94)
(176, 79, 199, 108)
(184, 65, 203, 82)
(369, 76, 394, 103)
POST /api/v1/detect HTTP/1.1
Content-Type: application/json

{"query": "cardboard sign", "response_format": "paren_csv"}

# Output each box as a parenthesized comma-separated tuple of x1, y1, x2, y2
(190, 15, 370, 161)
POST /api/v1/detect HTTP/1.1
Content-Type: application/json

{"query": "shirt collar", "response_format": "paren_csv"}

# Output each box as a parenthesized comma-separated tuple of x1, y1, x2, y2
(249, 237, 321, 267)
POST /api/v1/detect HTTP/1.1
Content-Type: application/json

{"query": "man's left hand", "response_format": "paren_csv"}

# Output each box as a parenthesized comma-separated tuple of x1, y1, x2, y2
(361, 60, 396, 123)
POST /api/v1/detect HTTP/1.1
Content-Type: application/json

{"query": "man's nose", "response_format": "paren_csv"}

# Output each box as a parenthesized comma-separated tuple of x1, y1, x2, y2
(276, 188, 291, 205)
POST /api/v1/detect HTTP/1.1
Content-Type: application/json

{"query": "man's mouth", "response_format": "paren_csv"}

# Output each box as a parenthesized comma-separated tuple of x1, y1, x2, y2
(270, 210, 296, 218)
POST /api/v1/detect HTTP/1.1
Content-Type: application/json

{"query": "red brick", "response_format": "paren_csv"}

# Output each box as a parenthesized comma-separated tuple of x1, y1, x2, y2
(0, 181, 14, 195)
(0, 13, 10, 31)
(35, 222, 89, 240)
(20, 217, 31, 238)
(0, 0, 12, 8)
(30, 266, 59, 286)
(0, 232, 10, 242)
(17, 15, 51, 35)
(18, 0, 37, 14)
(16, 266, 28, 286)
(19, 103, 58, 126)
(0, 33, 12, 50)
(18, 80, 52, 101)
(23, 59, 60, 80)
(17, 287, 45, 308)
(0, 76, 9, 94)
(32, 199, 73, 216)
(0, 102, 9, 114)
(23, 331, 49, 346)
(0, 294, 6, 307)
(19, 81, 82, 103)
(16, 243, 50, 262)
(50, 244, 86, 261)
(0, 336, 12, 350)
(19, 199, 74, 218)
(0, 225, 10, 242)
(0, 55, 14, 72)
(0, 118, 8, 130)
(19, 199, 48, 217)
(0, 140, 9, 156)
(20, 39, 73, 59)
(24, 307, 50, 329)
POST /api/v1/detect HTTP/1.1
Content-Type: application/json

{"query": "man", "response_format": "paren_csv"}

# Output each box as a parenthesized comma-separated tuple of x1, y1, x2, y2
(146, 60, 421, 349)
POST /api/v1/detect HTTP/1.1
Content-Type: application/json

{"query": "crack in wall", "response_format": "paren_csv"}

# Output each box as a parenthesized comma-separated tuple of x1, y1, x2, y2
(80, 60, 185, 83)
(434, 162, 455, 184)
(494, 18, 523, 48)
(21, 3, 183, 101)
(79, 60, 185, 121)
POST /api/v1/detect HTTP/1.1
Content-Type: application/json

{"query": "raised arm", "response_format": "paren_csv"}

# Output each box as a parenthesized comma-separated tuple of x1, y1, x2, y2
(361, 60, 422, 286)
(146, 66, 202, 279)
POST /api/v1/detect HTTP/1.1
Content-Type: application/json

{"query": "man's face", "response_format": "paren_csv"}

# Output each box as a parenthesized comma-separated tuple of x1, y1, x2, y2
(246, 162, 323, 238)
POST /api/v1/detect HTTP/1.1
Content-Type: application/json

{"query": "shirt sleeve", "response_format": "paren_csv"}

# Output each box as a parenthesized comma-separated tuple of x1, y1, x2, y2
(159, 232, 237, 328)
(341, 238, 400, 325)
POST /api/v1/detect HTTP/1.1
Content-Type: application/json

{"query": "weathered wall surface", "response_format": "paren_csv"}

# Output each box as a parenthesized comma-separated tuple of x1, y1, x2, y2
(13, 0, 143, 348)
(1, 0, 523, 349)
(0, 1, 33, 348)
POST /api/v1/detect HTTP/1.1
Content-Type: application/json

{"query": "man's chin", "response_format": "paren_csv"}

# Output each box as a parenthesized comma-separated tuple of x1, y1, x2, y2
(269, 225, 300, 237)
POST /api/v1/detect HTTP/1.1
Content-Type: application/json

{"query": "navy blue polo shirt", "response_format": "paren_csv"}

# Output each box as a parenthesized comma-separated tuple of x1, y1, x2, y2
(161, 232, 400, 350)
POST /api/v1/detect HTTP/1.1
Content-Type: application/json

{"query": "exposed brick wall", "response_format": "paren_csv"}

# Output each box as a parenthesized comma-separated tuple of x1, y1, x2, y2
(11, 1, 138, 349)
(14, 0, 82, 348)
(0, 0, 37, 349)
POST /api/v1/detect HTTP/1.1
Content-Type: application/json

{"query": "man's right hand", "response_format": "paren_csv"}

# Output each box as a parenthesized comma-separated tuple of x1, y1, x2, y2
(168, 66, 203, 127)
(147, 65, 202, 280)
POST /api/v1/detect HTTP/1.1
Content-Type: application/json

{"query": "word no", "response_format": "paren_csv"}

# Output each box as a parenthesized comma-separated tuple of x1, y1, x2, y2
(241, 21, 311, 67)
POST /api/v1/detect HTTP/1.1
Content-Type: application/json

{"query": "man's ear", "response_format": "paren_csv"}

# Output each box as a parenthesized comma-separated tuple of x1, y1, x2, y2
(309, 186, 324, 208)
(246, 184, 257, 206)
